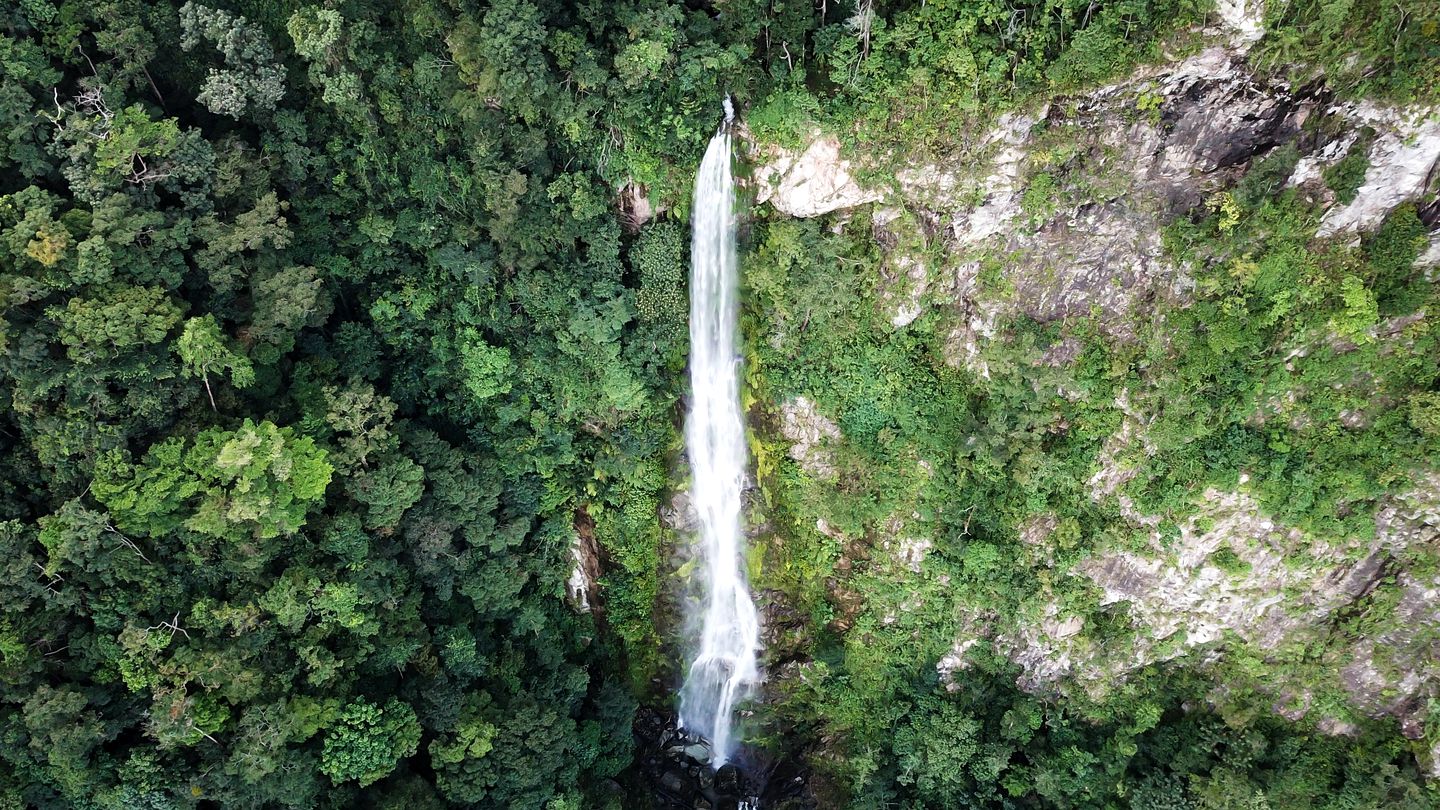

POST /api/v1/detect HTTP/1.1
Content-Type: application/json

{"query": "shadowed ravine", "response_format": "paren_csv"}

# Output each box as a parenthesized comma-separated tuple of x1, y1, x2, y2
(677, 99, 763, 771)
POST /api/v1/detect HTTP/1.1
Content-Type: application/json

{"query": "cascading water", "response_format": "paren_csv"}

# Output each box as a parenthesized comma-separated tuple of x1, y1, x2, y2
(678, 98, 762, 769)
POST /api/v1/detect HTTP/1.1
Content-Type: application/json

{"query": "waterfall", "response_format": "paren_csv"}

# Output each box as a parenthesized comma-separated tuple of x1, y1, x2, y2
(678, 99, 762, 768)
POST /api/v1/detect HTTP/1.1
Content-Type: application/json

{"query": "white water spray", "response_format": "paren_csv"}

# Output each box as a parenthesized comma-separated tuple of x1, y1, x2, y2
(678, 99, 761, 768)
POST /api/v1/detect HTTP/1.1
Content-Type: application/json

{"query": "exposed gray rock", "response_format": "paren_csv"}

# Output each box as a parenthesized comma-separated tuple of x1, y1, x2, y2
(870, 207, 933, 328)
(999, 202, 1174, 338)
(751, 47, 1435, 350)
(1016, 513, 1062, 569)
(1289, 132, 1362, 189)
(937, 638, 981, 685)
(1087, 389, 1153, 502)
(941, 264, 1003, 378)
(1020, 513, 1059, 546)
(1077, 489, 1351, 653)
(661, 490, 700, 534)
(978, 473, 1440, 725)
(1213, 0, 1264, 45)
(1416, 234, 1440, 273)
(779, 396, 842, 479)
(1037, 337, 1084, 368)
(568, 510, 605, 616)
(752, 133, 882, 217)
(566, 538, 592, 613)
(1341, 571, 1440, 736)
(883, 253, 929, 328)
(924, 110, 1043, 248)
(813, 518, 848, 542)
(910, 46, 1314, 356)
(1150, 49, 1301, 179)
(880, 512, 933, 572)
(1000, 602, 1091, 693)
(1376, 471, 1440, 548)
(1317, 716, 1362, 737)
(1331, 475, 1440, 757)
(1316, 105, 1440, 238)
(980, 47, 1300, 327)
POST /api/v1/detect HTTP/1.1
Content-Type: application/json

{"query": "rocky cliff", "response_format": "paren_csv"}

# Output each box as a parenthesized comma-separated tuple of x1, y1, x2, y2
(745, 11, 1440, 776)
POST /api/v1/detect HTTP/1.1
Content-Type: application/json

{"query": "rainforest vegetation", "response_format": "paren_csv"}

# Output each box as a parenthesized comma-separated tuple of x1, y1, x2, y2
(1, 0, 1438, 808)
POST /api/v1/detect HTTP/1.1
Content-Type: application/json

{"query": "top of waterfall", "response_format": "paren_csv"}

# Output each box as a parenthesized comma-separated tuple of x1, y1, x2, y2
(722, 96, 734, 125)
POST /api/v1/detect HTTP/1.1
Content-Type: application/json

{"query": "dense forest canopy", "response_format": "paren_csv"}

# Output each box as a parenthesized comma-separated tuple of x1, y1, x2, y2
(1, 0, 1437, 808)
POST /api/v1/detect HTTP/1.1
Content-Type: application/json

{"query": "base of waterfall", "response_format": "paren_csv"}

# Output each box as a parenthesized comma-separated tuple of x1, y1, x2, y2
(678, 650, 760, 768)
(634, 708, 811, 810)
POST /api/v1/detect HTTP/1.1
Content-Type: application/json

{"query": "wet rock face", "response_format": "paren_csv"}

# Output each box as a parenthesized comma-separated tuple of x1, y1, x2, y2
(633, 710, 754, 810)
(758, 588, 811, 666)
(631, 709, 813, 810)
(568, 507, 605, 616)
(661, 490, 701, 534)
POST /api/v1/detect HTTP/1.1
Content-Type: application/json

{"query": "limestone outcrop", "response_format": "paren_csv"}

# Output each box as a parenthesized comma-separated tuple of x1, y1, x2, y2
(756, 19, 1440, 753)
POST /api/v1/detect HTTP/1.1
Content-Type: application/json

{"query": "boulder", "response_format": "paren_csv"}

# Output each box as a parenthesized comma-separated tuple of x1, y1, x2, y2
(752, 133, 882, 217)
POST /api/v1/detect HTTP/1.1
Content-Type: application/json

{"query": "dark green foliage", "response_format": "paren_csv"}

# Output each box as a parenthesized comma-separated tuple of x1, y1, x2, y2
(1021, 171, 1060, 224)
(0, 0, 698, 804)
(892, 698, 984, 800)
(178, 2, 286, 119)
(1209, 547, 1252, 576)
(1409, 392, 1440, 438)
(1323, 139, 1373, 204)
(92, 418, 333, 541)
(1365, 205, 1431, 314)
(632, 220, 689, 372)
(1123, 197, 1439, 538)
(805, 0, 1208, 163)
(1235, 144, 1301, 208)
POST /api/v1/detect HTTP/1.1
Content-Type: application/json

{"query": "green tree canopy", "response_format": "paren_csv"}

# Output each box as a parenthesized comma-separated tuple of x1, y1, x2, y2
(93, 418, 332, 540)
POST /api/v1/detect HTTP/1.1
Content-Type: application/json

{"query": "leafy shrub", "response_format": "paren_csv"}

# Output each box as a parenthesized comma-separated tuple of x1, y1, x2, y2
(747, 87, 823, 149)
(1209, 547, 1252, 576)
(322, 700, 421, 786)
(1323, 141, 1372, 204)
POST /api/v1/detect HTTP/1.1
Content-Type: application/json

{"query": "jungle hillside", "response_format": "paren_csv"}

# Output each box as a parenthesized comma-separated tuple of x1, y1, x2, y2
(1, 0, 1439, 808)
